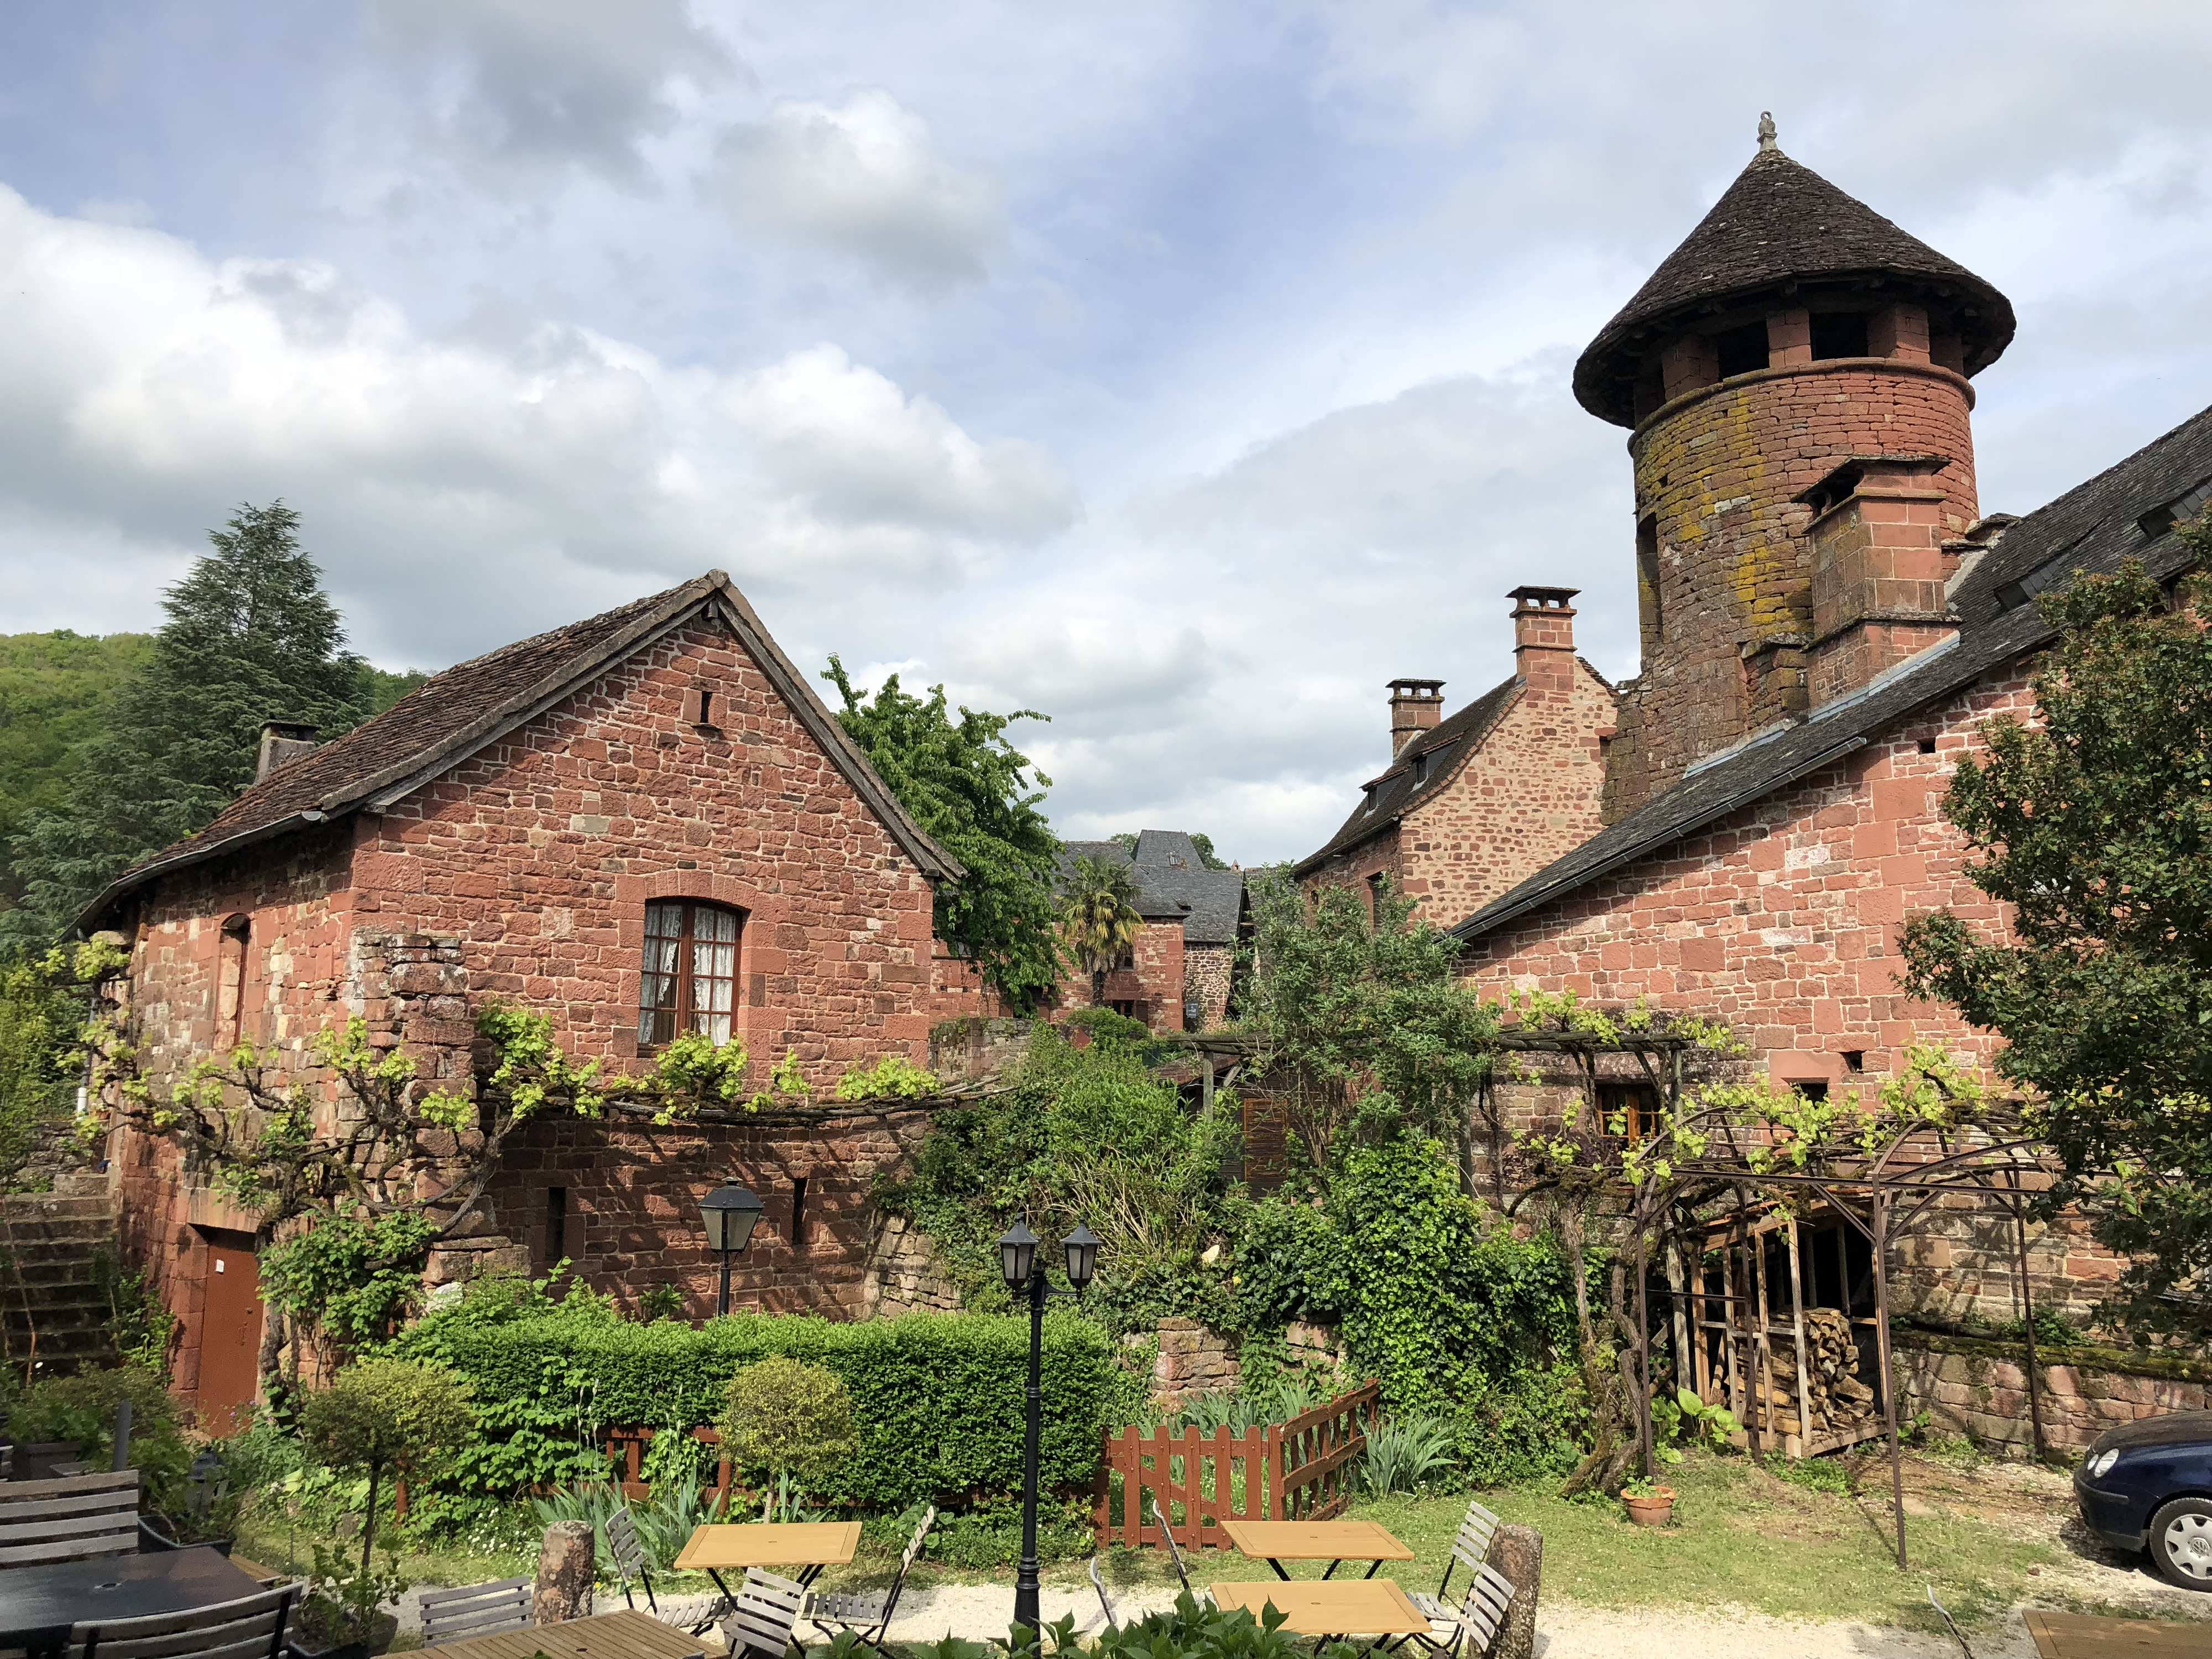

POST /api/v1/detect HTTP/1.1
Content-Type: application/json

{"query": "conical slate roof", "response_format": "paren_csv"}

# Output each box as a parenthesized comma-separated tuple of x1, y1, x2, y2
(1573, 143, 2015, 427)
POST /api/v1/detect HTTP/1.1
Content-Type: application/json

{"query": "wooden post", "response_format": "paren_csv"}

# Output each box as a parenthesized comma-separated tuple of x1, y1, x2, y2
(1871, 1187, 1907, 1569)
(1750, 1224, 1773, 1453)
(1635, 1208, 1654, 1478)
(1484, 1525, 1543, 1659)
(2010, 1172, 2047, 1462)
(1665, 1228, 1692, 1412)
(1786, 1216, 1813, 1455)
(534, 1521, 596, 1625)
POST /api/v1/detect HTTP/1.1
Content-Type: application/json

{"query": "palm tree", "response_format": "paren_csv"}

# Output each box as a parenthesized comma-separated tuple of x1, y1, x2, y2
(1061, 852, 1145, 1006)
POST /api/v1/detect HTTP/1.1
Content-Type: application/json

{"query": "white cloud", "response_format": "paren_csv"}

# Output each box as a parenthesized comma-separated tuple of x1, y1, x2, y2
(0, 187, 1076, 669)
(366, 0, 734, 185)
(932, 365, 1630, 862)
(711, 90, 1003, 290)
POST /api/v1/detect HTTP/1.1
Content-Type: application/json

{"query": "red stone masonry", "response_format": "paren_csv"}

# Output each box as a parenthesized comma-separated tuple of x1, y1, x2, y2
(111, 606, 957, 1412)
(1608, 360, 1980, 820)
(1462, 665, 2030, 1089)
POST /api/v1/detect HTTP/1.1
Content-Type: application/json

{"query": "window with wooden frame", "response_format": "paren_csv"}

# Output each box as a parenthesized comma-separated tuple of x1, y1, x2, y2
(637, 900, 742, 1047)
(1597, 1082, 1660, 1143)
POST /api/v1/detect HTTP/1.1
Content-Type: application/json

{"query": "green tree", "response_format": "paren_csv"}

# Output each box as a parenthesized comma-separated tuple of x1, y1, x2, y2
(0, 630, 152, 909)
(1240, 871, 1500, 1181)
(8, 504, 382, 942)
(1061, 852, 1143, 1006)
(0, 939, 124, 1186)
(821, 659, 1065, 1010)
(1901, 549, 2212, 1326)
(299, 1358, 474, 1575)
(717, 1357, 858, 1516)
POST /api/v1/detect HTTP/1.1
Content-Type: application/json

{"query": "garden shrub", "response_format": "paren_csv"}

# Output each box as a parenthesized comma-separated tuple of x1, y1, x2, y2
(1060, 1006, 1149, 1045)
(8, 1363, 189, 1506)
(718, 1357, 857, 1515)
(875, 1027, 1242, 1331)
(389, 1281, 1133, 1514)
(1237, 1131, 1579, 1417)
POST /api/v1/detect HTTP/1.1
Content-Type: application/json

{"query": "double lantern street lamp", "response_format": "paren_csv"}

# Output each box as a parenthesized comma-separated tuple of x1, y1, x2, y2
(998, 1218, 1102, 1633)
(699, 1180, 766, 1316)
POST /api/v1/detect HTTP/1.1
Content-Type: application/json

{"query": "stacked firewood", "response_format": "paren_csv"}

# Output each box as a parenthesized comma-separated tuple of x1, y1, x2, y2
(1750, 1308, 1878, 1434)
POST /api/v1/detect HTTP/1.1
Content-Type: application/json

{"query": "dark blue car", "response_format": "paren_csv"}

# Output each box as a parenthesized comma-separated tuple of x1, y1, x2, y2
(2074, 1409, 2212, 1589)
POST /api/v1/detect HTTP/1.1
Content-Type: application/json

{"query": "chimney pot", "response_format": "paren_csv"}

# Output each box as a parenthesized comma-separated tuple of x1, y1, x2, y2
(1387, 679, 1445, 759)
(256, 719, 321, 784)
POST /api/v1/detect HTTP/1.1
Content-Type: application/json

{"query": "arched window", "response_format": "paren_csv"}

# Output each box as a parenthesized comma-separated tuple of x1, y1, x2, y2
(217, 914, 251, 1048)
(637, 900, 742, 1047)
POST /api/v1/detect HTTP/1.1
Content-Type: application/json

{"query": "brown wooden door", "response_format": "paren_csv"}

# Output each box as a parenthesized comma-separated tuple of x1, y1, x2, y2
(197, 1236, 263, 1432)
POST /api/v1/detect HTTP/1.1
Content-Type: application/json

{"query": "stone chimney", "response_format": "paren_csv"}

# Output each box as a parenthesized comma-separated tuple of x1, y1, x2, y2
(1801, 455, 1959, 708)
(1510, 586, 1579, 699)
(1388, 679, 1444, 758)
(256, 720, 320, 783)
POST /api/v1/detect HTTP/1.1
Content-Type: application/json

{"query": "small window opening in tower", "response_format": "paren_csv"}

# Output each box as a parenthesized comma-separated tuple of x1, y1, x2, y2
(1810, 311, 1870, 361)
(791, 1175, 807, 1249)
(1841, 1050, 1866, 1074)
(1635, 515, 1663, 641)
(1917, 737, 1937, 755)
(1713, 321, 1767, 379)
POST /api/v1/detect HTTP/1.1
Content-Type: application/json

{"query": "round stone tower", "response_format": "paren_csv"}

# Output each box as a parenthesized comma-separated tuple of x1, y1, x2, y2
(1575, 117, 2015, 819)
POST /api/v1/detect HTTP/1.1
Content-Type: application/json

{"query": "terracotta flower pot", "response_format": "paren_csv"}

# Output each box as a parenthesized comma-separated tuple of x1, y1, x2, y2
(1623, 1486, 1676, 1526)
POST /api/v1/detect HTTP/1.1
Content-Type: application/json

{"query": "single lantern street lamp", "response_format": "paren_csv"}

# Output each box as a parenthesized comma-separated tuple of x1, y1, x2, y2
(699, 1180, 765, 1316)
(998, 1217, 1102, 1632)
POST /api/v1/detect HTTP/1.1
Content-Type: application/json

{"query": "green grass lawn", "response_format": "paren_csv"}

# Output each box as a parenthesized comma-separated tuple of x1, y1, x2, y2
(241, 1449, 2097, 1635)
(1092, 1451, 2066, 1632)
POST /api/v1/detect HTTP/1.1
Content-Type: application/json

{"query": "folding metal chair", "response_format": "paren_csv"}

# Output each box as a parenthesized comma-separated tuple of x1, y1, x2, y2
(72, 1585, 298, 1659)
(723, 1566, 808, 1659)
(606, 1506, 658, 1613)
(1400, 1562, 1515, 1658)
(806, 1504, 933, 1652)
(1087, 1558, 1118, 1631)
(1147, 1491, 1194, 1598)
(0, 1470, 143, 1566)
(419, 1578, 533, 1646)
(1412, 1498, 1500, 1615)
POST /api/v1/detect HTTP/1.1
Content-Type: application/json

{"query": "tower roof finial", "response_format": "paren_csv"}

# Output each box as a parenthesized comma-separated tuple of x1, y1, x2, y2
(1757, 111, 1778, 154)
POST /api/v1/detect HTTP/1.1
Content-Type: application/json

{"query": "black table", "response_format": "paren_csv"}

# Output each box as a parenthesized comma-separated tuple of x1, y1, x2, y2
(0, 1546, 266, 1659)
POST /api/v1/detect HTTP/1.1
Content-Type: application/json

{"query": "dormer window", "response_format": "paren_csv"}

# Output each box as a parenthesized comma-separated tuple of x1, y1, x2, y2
(1361, 785, 1379, 815)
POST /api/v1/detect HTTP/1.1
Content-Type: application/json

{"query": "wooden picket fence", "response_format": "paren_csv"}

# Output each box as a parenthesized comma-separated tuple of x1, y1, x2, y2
(1092, 1379, 1381, 1550)
(596, 1425, 739, 1512)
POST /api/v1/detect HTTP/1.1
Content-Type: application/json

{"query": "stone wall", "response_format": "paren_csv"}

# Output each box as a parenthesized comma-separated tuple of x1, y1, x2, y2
(1393, 661, 1616, 930)
(1184, 945, 1233, 1031)
(1148, 1316, 1240, 1405)
(1461, 664, 2033, 1097)
(112, 609, 958, 1415)
(1606, 362, 1979, 821)
(927, 1016, 1039, 1081)
(860, 1212, 963, 1317)
(1897, 1332, 2212, 1455)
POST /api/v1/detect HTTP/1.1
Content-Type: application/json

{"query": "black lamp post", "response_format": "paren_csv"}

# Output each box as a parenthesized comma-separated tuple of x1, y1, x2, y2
(699, 1180, 765, 1316)
(998, 1217, 1102, 1632)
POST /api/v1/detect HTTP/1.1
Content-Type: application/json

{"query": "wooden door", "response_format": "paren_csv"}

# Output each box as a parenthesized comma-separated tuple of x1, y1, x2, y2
(197, 1235, 263, 1432)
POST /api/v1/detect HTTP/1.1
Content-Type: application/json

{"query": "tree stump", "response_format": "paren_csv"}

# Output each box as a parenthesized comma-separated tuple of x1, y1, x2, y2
(534, 1521, 596, 1625)
(1484, 1524, 1542, 1659)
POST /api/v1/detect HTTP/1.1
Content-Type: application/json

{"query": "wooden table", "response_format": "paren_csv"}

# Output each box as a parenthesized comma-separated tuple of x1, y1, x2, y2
(2024, 1609, 2212, 1657)
(1209, 1579, 1431, 1647)
(673, 1520, 864, 1612)
(0, 1544, 267, 1659)
(426, 1608, 704, 1659)
(1217, 1519, 1417, 1582)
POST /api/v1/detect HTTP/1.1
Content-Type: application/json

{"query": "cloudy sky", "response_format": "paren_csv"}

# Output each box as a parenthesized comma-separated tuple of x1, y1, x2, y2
(4, 2, 2210, 862)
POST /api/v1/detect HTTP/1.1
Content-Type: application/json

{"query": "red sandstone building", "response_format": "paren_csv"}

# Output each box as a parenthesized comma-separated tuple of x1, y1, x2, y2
(1448, 126, 2212, 1431)
(85, 571, 971, 1422)
(1054, 831, 1245, 1029)
(1296, 587, 1616, 923)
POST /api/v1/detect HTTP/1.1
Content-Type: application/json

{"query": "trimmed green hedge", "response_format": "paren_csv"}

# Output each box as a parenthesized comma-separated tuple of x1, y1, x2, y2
(393, 1301, 1129, 1511)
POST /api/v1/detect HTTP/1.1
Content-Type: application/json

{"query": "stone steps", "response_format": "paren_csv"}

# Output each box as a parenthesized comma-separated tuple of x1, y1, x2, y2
(0, 1183, 119, 1376)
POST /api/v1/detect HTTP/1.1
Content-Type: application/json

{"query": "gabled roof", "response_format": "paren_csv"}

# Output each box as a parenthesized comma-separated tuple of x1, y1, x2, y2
(1452, 401, 2212, 947)
(1294, 655, 1615, 877)
(1058, 836, 1246, 946)
(79, 571, 962, 929)
(1574, 145, 2015, 427)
